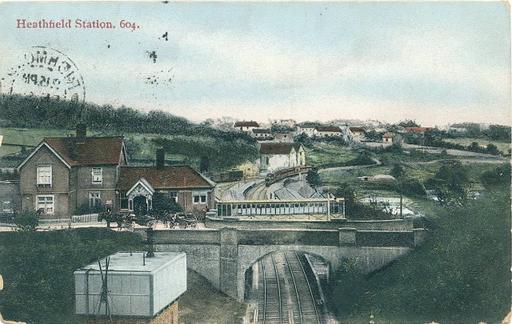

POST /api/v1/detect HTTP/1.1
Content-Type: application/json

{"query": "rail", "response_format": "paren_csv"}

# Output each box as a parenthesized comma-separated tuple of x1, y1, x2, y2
(295, 252, 321, 324)
(283, 252, 304, 324)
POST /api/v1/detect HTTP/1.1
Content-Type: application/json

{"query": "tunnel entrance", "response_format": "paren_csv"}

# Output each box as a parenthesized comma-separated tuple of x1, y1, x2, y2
(244, 250, 334, 324)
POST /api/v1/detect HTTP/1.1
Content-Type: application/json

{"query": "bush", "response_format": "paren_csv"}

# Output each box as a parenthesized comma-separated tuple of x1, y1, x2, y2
(328, 189, 511, 322)
(0, 228, 143, 323)
(399, 178, 427, 196)
(14, 211, 39, 231)
(480, 164, 511, 187)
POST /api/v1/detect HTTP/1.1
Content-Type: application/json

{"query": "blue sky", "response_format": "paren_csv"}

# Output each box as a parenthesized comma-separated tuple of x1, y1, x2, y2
(0, 2, 509, 126)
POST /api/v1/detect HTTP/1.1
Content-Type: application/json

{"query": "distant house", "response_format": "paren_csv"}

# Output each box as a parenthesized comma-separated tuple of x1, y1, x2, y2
(17, 125, 127, 219)
(297, 124, 317, 137)
(234, 121, 260, 132)
(349, 127, 366, 139)
(252, 128, 273, 140)
(314, 126, 342, 138)
(258, 143, 306, 172)
(382, 132, 394, 143)
(404, 127, 432, 134)
(117, 153, 215, 214)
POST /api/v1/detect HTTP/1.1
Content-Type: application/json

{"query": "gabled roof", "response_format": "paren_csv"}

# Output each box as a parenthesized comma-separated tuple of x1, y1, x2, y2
(316, 126, 341, 132)
(234, 121, 259, 127)
(18, 136, 126, 170)
(117, 165, 215, 191)
(259, 143, 300, 155)
(349, 127, 366, 132)
(127, 178, 155, 196)
(383, 132, 394, 138)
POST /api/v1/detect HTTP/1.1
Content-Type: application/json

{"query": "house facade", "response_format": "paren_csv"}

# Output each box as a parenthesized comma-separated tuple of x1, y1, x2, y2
(117, 164, 215, 214)
(252, 128, 273, 140)
(382, 132, 394, 143)
(314, 126, 342, 138)
(18, 128, 127, 219)
(349, 127, 366, 139)
(258, 143, 306, 172)
(234, 121, 260, 132)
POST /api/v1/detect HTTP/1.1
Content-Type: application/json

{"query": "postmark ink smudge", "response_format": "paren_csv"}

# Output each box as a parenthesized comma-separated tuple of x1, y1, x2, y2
(4, 46, 86, 103)
(146, 50, 157, 63)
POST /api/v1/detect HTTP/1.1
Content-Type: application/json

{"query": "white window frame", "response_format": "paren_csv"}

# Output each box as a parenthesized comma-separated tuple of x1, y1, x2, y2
(89, 192, 101, 208)
(36, 195, 54, 215)
(91, 167, 103, 184)
(36, 165, 52, 186)
(193, 192, 208, 204)
(2, 201, 12, 213)
(169, 192, 178, 203)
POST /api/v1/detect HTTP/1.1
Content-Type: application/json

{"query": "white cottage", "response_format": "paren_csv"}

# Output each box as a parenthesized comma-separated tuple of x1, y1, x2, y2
(258, 143, 306, 172)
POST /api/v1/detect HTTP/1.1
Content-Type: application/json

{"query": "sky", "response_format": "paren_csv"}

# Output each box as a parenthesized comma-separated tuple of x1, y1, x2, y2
(0, 1, 510, 126)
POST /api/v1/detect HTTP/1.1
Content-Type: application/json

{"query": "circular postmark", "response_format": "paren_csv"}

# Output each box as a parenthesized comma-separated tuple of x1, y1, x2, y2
(3, 46, 86, 102)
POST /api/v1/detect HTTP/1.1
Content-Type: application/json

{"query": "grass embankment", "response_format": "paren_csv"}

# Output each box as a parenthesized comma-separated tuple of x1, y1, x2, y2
(180, 270, 247, 324)
(0, 127, 258, 172)
(328, 186, 511, 323)
(0, 228, 246, 324)
(444, 137, 510, 154)
(306, 142, 358, 168)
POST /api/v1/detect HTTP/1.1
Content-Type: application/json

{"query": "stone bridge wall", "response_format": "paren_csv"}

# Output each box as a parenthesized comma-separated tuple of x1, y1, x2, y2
(147, 227, 426, 300)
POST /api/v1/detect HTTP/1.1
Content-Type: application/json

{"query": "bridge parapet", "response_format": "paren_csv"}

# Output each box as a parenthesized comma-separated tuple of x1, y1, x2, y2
(144, 227, 427, 301)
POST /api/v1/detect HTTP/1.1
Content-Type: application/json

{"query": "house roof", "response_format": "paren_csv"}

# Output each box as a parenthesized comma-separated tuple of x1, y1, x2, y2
(117, 165, 215, 191)
(383, 132, 394, 138)
(18, 136, 126, 169)
(315, 126, 341, 132)
(44, 137, 125, 166)
(252, 128, 271, 134)
(259, 142, 302, 155)
(234, 121, 259, 127)
(349, 127, 366, 132)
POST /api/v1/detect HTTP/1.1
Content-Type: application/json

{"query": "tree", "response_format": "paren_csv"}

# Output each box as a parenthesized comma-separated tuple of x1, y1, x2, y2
(428, 160, 470, 206)
(14, 210, 39, 231)
(150, 192, 183, 221)
(306, 168, 321, 187)
(485, 143, 500, 155)
(398, 119, 419, 128)
(390, 163, 404, 179)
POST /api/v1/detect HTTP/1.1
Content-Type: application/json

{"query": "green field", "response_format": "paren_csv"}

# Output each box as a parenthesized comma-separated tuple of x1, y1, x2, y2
(444, 137, 511, 153)
(306, 142, 358, 168)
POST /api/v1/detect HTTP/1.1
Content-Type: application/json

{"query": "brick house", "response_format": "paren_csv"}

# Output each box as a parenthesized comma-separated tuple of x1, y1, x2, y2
(17, 126, 127, 219)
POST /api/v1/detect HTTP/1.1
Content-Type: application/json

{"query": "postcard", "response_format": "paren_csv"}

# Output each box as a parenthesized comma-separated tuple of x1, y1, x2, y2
(0, 2, 510, 324)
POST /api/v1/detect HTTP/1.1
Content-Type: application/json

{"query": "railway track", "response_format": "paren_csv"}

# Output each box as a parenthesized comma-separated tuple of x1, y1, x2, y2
(255, 252, 322, 324)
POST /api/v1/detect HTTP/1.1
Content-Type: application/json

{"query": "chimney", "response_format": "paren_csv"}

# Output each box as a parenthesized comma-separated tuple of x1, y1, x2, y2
(76, 123, 87, 143)
(156, 148, 165, 169)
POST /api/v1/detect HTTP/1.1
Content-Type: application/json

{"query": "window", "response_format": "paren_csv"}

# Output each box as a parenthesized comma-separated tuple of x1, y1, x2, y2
(91, 168, 103, 184)
(193, 193, 207, 204)
(37, 165, 52, 186)
(2, 201, 12, 213)
(169, 192, 178, 203)
(89, 192, 101, 208)
(36, 195, 54, 214)
(120, 197, 128, 209)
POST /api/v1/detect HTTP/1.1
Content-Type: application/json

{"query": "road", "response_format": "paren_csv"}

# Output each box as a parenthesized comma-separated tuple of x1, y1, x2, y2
(248, 251, 325, 324)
